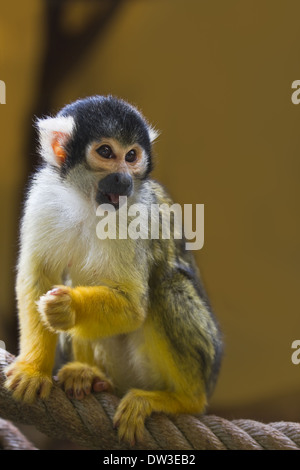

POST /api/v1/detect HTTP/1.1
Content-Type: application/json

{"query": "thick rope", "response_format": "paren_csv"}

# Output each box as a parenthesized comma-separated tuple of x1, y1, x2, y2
(0, 418, 37, 450)
(0, 348, 299, 450)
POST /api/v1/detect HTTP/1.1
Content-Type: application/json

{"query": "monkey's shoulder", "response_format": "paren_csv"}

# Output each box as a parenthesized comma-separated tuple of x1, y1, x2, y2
(145, 179, 174, 206)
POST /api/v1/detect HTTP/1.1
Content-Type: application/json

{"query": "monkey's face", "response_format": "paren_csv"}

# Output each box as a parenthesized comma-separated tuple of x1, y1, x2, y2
(36, 96, 158, 209)
(87, 137, 148, 209)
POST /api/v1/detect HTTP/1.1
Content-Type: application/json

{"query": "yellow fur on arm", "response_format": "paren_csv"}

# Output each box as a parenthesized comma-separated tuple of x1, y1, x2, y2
(70, 284, 146, 338)
(16, 273, 58, 373)
(4, 279, 58, 402)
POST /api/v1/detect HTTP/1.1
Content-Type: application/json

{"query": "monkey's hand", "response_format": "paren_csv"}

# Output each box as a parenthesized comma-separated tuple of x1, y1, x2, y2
(37, 284, 145, 338)
(57, 362, 114, 399)
(4, 359, 53, 403)
(37, 286, 76, 332)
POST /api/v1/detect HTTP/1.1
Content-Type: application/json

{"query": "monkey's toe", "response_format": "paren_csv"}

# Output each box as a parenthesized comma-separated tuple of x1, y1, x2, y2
(58, 362, 113, 400)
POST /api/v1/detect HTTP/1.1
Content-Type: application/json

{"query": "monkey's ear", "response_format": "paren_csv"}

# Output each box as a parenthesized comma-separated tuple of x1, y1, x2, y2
(36, 116, 75, 167)
(149, 126, 160, 144)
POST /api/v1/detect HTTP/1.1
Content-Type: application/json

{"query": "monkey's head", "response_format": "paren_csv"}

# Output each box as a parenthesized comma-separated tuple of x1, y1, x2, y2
(36, 95, 158, 209)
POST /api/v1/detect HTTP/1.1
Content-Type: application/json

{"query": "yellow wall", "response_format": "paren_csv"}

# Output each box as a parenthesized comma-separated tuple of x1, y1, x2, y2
(0, 0, 44, 335)
(1, 0, 300, 414)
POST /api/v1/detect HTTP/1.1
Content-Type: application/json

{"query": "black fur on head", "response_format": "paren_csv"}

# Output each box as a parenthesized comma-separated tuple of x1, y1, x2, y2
(57, 95, 154, 177)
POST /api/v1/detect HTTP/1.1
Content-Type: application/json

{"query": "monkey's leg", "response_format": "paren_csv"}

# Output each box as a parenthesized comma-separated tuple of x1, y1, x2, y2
(112, 271, 220, 445)
(37, 283, 145, 338)
(5, 278, 58, 403)
(57, 338, 113, 399)
(113, 389, 207, 445)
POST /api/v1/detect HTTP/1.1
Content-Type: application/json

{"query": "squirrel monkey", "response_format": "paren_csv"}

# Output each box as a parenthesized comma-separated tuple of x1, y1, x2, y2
(5, 96, 222, 445)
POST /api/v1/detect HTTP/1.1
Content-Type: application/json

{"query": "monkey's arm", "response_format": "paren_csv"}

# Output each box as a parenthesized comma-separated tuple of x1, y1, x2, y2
(5, 258, 62, 402)
(38, 281, 146, 339)
(4, 181, 69, 403)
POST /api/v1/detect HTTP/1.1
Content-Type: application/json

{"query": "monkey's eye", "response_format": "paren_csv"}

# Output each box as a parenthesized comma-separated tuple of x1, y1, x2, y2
(125, 149, 137, 163)
(96, 145, 113, 159)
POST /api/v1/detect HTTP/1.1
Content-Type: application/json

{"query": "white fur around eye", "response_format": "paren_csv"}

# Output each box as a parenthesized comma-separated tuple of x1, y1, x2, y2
(36, 116, 75, 167)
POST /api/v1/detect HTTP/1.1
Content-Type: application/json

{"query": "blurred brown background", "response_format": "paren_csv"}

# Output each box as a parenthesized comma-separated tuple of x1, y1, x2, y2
(0, 0, 300, 449)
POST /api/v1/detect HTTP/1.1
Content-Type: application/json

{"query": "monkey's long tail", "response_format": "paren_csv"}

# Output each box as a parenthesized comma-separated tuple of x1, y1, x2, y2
(0, 348, 299, 450)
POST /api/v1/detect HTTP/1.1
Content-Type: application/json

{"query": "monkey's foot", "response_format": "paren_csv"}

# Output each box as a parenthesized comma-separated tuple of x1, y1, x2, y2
(37, 285, 75, 332)
(4, 360, 53, 403)
(113, 390, 152, 446)
(57, 362, 114, 400)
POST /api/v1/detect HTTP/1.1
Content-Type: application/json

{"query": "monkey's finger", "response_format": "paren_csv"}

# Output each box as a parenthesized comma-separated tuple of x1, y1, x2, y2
(63, 377, 84, 400)
(4, 363, 21, 378)
(22, 379, 42, 403)
(133, 414, 146, 444)
(75, 388, 85, 400)
(113, 408, 122, 428)
(5, 368, 14, 377)
(66, 388, 74, 399)
(47, 287, 66, 296)
(92, 378, 110, 392)
(75, 370, 91, 395)
(4, 365, 27, 391)
(38, 378, 53, 400)
(62, 375, 77, 393)
(113, 419, 120, 430)
(5, 373, 22, 391)
(46, 285, 71, 296)
(117, 415, 137, 447)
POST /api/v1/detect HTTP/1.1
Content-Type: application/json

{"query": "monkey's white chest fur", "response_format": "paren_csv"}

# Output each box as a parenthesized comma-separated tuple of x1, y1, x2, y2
(24, 167, 148, 282)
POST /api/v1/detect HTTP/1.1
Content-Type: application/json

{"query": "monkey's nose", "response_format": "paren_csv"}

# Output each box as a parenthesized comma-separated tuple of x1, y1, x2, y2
(113, 173, 132, 188)
(98, 172, 133, 196)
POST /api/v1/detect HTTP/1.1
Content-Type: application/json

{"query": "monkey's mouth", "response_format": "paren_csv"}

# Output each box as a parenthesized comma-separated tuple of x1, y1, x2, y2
(106, 193, 121, 206)
(96, 173, 133, 209)
(96, 191, 123, 209)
